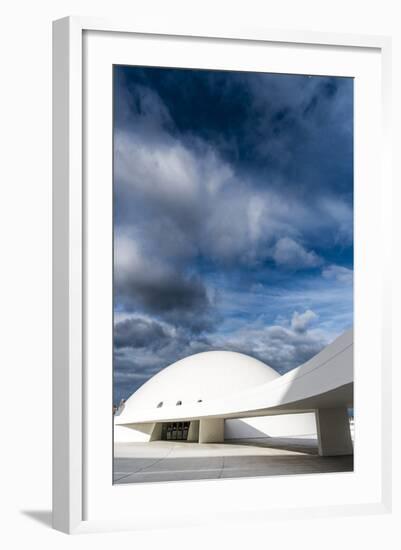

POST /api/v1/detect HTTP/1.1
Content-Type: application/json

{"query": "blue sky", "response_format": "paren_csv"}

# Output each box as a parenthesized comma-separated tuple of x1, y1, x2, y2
(113, 66, 353, 404)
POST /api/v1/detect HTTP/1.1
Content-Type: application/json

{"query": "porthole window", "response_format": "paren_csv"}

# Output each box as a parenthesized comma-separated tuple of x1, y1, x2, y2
(157, 401, 163, 408)
(176, 400, 182, 406)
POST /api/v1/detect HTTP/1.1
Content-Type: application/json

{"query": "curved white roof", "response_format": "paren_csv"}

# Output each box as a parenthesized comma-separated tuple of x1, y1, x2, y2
(121, 351, 279, 415)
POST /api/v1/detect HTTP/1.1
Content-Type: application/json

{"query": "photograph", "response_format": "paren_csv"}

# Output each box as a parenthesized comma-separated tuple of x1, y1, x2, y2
(112, 65, 354, 485)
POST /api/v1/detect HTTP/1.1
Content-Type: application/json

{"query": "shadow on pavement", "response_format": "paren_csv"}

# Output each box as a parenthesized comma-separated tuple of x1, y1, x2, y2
(21, 510, 52, 529)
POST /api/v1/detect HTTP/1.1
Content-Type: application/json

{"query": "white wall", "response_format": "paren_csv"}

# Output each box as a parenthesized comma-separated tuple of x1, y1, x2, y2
(1, 1, 399, 548)
(225, 413, 317, 440)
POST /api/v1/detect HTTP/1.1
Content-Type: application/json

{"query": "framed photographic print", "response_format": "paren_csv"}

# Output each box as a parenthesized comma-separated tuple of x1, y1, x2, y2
(53, 17, 392, 534)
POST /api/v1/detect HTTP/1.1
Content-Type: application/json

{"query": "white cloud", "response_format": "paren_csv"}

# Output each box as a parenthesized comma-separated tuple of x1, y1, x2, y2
(114, 234, 142, 275)
(211, 309, 328, 372)
(291, 309, 318, 333)
(115, 131, 202, 201)
(115, 87, 352, 270)
(322, 264, 353, 284)
(318, 197, 353, 244)
(247, 195, 265, 243)
(272, 237, 321, 269)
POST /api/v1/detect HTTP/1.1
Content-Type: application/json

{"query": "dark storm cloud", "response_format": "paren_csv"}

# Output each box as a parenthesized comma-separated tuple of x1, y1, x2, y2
(115, 67, 353, 199)
(116, 273, 216, 333)
(117, 269, 210, 316)
(114, 317, 170, 350)
(114, 234, 217, 332)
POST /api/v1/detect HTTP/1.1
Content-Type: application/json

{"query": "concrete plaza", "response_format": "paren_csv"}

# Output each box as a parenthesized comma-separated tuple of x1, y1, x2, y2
(113, 437, 353, 484)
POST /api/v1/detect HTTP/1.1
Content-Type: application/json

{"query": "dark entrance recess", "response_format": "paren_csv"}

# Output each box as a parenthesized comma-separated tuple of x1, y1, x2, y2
(161, 421, 190, 441)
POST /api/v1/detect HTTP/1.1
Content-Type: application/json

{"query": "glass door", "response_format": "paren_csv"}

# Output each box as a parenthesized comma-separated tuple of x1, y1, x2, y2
(161, 421, 191, 440)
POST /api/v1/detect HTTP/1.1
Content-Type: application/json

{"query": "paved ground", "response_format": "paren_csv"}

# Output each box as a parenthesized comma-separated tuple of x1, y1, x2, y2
(113, 437, 353, 484)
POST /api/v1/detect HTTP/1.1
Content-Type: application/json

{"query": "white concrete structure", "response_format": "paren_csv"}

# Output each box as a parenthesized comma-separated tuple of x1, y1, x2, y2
(115, 329, 353, 456)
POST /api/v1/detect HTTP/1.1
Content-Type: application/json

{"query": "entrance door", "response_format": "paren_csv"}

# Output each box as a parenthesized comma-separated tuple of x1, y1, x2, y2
(161, 421, 190, 441)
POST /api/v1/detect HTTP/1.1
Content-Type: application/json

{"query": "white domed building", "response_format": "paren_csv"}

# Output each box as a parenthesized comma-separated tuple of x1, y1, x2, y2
(121, 351, 279, 413)
(115, 330, 354, 456)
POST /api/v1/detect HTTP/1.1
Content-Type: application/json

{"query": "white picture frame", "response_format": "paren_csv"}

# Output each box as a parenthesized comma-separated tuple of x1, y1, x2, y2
(52, 16, 392, 534)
